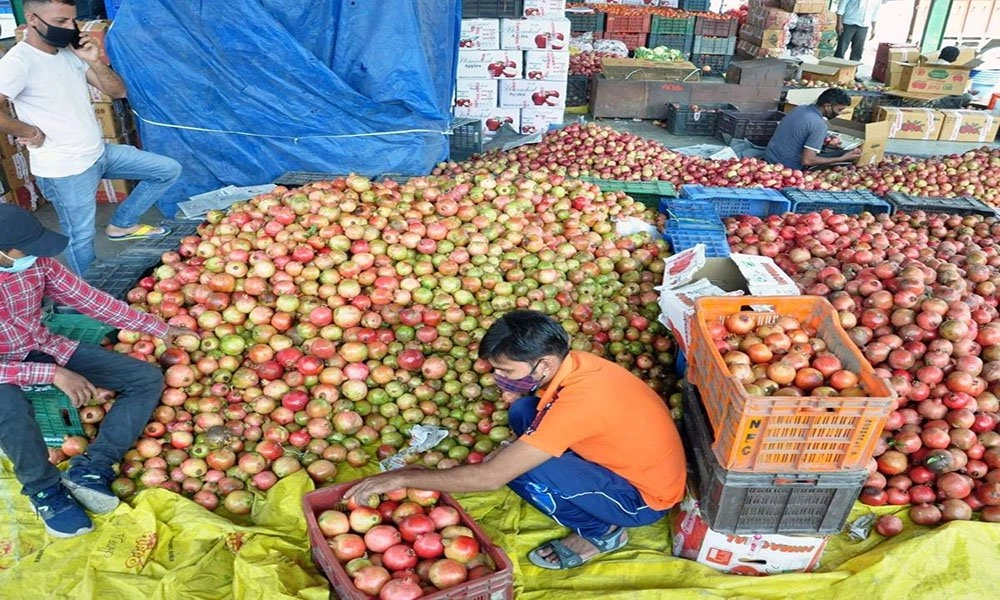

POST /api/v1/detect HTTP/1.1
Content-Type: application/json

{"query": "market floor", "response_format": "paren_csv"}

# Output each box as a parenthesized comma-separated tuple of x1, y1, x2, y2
(34, 203, 166, 269)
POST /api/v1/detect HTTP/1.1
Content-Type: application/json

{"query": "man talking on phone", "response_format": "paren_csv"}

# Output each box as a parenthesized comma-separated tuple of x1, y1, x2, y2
(0, 0, 182, 275)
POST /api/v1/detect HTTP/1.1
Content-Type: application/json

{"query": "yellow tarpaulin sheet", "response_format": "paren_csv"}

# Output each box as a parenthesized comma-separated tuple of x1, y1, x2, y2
(1, 466, 999, 599)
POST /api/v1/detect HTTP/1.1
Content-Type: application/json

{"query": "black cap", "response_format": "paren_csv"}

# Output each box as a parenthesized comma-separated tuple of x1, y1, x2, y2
(0, 203, 67, 257)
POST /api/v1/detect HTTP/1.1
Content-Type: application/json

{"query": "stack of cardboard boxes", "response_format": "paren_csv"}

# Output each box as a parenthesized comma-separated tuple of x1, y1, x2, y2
(0, 100, 44, 212)
(736, 0, 836, 60)
(455, 3, 570, 137)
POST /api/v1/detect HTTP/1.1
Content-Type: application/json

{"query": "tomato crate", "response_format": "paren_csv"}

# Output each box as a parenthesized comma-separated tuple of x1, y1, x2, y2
(678, 185, 791, 218)
(664, 219, 730, 257)
(716, 109, 784, 146)
(567, 9, 605, 32)
(681, 0, 711, 11)
(449, 118, 484, 162)
(646, 32, 694, 54)
(690, 53, 733, 75)
(462, 0, 524, 18)
(681, 382, 867, 534)
(604, 13, 652, 33)
(598, 31, 649, 51)
(303, 482, 514, 600)
(580, 178, 677, 209)
(782, 188, 893, 216)
(687, 296, 896, 472)
(650, 15, 695, 36)
(567, 75, 592, 107)
(41, 313, 115, 345)
(694, 17, 739, 37)
(692, 35, 737, 56)
(885, 192, 998, 218)
(663, 102, 734, 136)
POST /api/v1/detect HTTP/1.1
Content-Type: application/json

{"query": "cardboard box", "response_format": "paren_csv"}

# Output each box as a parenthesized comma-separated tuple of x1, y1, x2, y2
(877, 107, 945, 140)
(103, 128, 139, 147)
(656, 244, 799, 352)
(523, 0, 567, 17)
(876, 42, 921, 65)
(523, 50, 570, 81)
(454, 79, 499, 109)
(725, 58, 787, 87)
(0, 100, 19, 159)
(452, 106, 520, 137)
(499, 78, 568, 108)
(95, 179, 136, 204)
(519, 107, 564, 134)
(779, 0, 827, 13)
(735, 39, 784, 59)
(87, 84, 115, 104)
(827, 117, 890, 166)
(818, 57, 862, 85)
(457, 50, 523, 79)
(459, 19, 501, 50)
(92, 100, 132, 138)
(746, 6, 798, 29)
(738, 25, 789, 50)
(937, 110, 1000, 143)
(0, 151, 44, 212)
(895, 59, 980, 95)
(799, 63, 841, 84)
(77, 20, 112, 66)
(672, 497, 829, 576)
(500, 18, 570, 50)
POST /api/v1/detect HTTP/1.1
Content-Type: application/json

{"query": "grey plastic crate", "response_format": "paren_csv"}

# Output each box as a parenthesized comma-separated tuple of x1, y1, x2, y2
(885, 192, 998, 217)
(449, 118, 484, 162)
(83, 254, 159, 301)
(681, 382, 867, 535)
(692, 35, 736, 56)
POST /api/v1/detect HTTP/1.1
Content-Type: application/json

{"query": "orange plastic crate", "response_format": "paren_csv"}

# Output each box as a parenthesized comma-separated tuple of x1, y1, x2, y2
(687, 296, 896, 473)
(604, 13, 652, 33)
(303, 481, 514, 600)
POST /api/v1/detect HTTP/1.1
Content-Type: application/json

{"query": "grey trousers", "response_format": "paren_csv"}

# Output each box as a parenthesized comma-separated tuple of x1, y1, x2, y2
(834, 24, 868, 61)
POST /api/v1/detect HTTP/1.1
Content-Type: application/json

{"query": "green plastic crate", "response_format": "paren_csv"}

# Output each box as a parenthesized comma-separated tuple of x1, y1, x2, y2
(651, 15, 695, 36)
(42, 313, 115, 345)
(581, 178, 678, 209)
(24, 385, 86, 446)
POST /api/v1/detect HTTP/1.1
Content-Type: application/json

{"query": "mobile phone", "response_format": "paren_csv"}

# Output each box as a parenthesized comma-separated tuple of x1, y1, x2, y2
(71, 33, 83, 49)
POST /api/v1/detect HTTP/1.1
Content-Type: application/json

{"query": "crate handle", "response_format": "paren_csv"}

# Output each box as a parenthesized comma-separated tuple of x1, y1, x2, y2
(770, 476, 820, 486)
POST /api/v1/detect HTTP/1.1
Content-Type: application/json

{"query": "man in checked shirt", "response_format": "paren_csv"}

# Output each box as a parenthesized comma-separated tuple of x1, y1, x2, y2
(0, 203, 191, 538)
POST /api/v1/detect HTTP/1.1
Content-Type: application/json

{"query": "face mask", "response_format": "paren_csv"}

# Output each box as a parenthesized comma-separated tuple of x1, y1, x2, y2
(493, 361, 542, 395)
(32, 14, 80, 49)
(0, 251, 38, 274)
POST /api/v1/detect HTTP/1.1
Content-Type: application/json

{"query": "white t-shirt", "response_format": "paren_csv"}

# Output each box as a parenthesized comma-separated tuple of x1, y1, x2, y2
(0, 43, 104, 178)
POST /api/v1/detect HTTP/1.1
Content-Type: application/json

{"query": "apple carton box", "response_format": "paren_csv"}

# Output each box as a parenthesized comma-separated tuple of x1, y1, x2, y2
(499, 78, 568, 108)
(656, 244, 799, 352)
(460, 18, 501, 50)
(672, 496, 829, 576)
(523, 0, 568, 17)
(453, 106, 521, 137)
(454, 79, 499, 109)
(457, 50, 523, 79)
(523, 50, 570, 81)
(520, 107, 565, 134)
(827, 117, 890, 166)
(500, 18, 570, 51)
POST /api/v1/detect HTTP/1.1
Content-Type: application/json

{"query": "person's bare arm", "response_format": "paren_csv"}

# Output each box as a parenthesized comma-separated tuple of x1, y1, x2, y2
(76, 34, 126, 99)
(0, 92, 44, 146)
(801, 147, 862, 167)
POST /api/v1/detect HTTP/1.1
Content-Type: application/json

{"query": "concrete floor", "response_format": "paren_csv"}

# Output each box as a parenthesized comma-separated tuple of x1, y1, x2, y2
(34, 203, 166, 269)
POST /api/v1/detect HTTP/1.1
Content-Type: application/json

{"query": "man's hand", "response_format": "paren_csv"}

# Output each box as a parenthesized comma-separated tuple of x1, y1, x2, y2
(344, 472, 407, 508)
(837, 23, 843, 35)
(16, 126, 44, 149)
(164, 325, 198, 345)
(869, 27, 876, 41)
(70, 33, 102, 64)
(53, 366, 99, 408)
(844, 148, 863, 162)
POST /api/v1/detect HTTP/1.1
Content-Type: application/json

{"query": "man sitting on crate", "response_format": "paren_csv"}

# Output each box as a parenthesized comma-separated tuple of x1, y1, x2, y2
(0, 204, 191, 538)
(0, 0, 183, 275)
(345, 309, 686, 570)
(764, 88, 863, 171)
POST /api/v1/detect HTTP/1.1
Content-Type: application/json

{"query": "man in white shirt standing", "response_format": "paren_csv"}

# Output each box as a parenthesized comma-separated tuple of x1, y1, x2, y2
(834, 0, 881, 62)
(0, 0, 182, 275)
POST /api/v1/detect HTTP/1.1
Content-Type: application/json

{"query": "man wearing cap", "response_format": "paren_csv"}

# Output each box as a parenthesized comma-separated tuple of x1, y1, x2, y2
(0, 0, 183, 275)
(0, 203, 191, 538)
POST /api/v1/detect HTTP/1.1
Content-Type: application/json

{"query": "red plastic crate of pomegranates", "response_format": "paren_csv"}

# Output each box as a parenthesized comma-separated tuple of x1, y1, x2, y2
(303, 481, 514, 600)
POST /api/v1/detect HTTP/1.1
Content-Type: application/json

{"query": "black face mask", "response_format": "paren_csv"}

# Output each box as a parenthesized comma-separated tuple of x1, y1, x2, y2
(32, 14, 80, 49)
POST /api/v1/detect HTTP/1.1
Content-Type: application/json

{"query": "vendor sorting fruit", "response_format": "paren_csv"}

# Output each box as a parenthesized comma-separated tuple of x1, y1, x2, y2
(765, 88, 862, 171)
(346, 309, 686, 570)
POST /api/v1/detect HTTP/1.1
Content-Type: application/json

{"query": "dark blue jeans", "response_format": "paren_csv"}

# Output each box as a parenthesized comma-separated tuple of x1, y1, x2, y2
(507, 396, 667, 540)
(0, 343, 163, 496)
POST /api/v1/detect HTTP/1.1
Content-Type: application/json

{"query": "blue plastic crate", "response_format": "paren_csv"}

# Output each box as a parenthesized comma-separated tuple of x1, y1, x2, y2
(782, 188, 893, 216)
(659, 198, 721, 222)
(664, 220, 731, 257)
(679, 185, 792, 218)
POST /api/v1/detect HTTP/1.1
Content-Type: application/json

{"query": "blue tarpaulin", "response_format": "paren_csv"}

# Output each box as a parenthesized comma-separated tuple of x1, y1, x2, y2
(106, 0, 459, 217)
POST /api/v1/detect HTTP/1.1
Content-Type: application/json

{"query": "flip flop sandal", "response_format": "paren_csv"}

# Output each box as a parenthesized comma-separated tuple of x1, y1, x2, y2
(527, 527, 629, 570)
(107, 224, 172, 241)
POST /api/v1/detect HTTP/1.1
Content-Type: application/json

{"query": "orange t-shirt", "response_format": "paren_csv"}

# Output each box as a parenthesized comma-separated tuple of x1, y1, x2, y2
(520, 351, 687, 510)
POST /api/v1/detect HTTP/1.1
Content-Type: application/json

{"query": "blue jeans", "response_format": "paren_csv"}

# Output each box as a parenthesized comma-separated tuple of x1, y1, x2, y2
(36, 144, 182, 274)
(0, 343, 163, 496)
(507, 396, 668, 540)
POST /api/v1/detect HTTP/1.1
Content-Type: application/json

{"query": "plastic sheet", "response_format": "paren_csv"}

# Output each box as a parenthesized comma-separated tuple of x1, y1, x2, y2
(106, 0, 459, 217)
(2, 458, 1000, 599)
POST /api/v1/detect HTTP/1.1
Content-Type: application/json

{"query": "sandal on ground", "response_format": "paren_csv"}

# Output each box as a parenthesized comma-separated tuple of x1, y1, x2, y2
(107, 224, 172, 241)
(527, 526, 628, 570)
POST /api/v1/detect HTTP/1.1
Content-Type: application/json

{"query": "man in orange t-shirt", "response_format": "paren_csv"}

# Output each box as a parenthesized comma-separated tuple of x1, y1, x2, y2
(346, 309, 687, 570)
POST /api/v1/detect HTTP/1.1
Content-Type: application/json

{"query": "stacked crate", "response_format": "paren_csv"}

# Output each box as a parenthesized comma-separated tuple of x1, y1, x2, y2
(736, 0, 836, 60)
(599, 12, 651, 52)
(0, 100, 44, 212)
(690, 15, 738, 75)
(455, 10, 569, 138)
(683, 296, 896, 534)
(648, 13, 695, 55)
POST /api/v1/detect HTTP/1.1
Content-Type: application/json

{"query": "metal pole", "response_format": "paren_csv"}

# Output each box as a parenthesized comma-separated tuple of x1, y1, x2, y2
(920, 0, 953, 52)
